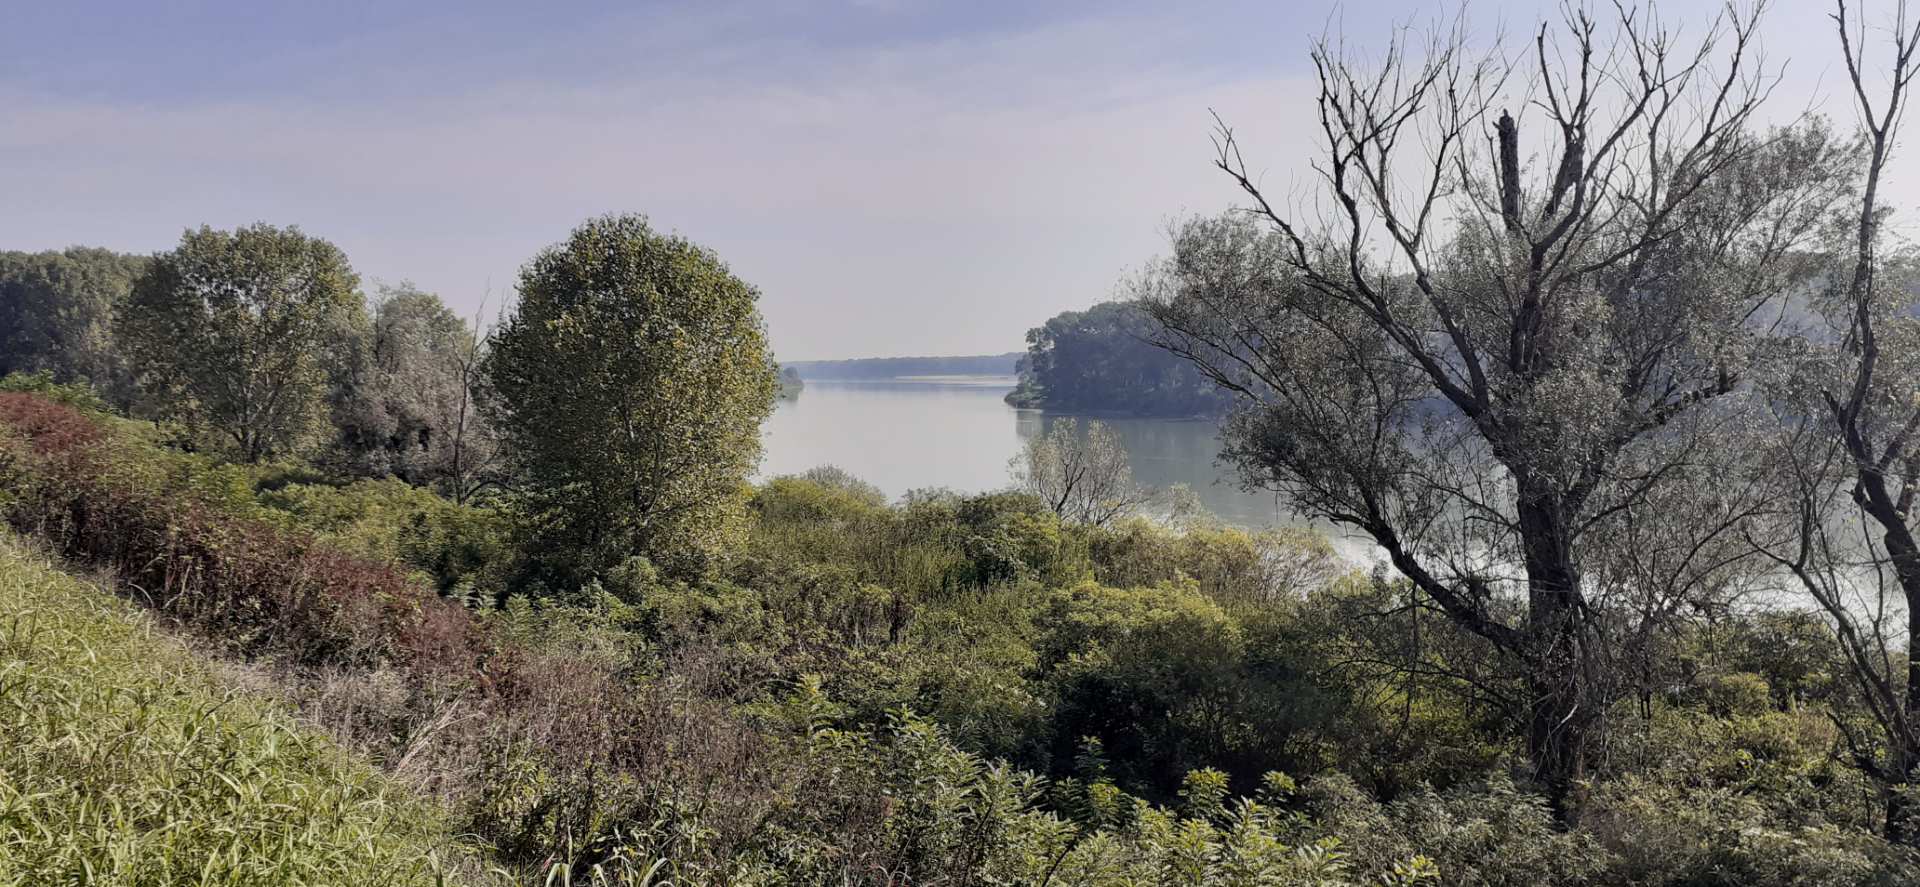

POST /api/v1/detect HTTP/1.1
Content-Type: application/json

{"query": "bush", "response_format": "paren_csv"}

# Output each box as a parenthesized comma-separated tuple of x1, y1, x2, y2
(0, 370, 111, 413)
(253, 476, 510, 596)
(0, 392, 486, 673)
(1035, 581, 1319, 800)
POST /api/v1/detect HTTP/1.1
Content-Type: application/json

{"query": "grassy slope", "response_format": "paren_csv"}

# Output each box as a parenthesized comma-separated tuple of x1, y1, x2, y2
(0, 534, 496, 887)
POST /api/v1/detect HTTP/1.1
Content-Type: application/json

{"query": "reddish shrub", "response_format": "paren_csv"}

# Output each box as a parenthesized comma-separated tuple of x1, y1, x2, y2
(0, 393, 488, 676)
(0, 392, 105, 456)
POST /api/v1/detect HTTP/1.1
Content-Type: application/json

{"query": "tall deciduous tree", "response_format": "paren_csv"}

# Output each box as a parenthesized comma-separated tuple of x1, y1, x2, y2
(1752, 0, 1920, 844)
(1142, 5, 1856, 818)
(118, 225, 363, 462)
(331, 283, 502, 500)
(486, 214, 776, 582)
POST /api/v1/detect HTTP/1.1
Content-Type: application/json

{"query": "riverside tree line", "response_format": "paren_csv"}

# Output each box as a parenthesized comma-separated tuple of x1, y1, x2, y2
(5, 1, 1920, 882)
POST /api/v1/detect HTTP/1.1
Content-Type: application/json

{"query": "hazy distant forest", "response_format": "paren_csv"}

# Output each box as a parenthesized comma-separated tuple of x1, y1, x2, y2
(1007, 301, 1235, 416)
(8, 3, 1920, 885)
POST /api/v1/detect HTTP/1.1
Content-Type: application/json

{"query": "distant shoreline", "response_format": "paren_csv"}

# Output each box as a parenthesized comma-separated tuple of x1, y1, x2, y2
(781, 352, 1022, 381)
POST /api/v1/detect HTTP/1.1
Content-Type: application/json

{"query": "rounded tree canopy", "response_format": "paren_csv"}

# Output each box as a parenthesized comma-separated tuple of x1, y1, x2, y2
(487, 214, 776, 585)
(118, 223, 362, 462)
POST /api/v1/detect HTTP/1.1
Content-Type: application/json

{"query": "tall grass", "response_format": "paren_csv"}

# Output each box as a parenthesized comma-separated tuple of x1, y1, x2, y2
(0, 535, 502, 886)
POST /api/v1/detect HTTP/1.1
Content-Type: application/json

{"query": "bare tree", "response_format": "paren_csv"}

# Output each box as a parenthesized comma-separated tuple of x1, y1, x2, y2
(443, 298, 504, 504)
(1750, 0, 1920, 843)
(334, 283, 504, 500)
(1141, 3, 1855, 818)
(1011, 418, 1154, 527)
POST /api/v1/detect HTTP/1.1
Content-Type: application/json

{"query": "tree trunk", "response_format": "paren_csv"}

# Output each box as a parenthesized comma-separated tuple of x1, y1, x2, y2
(1517, 482, 1590, 822)
(1888, 528, 1920, 844)
(1853, 471, 1920, 842)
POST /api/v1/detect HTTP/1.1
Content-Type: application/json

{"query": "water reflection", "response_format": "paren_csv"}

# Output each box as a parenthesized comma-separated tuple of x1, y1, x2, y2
(759, 376, 1297, 528)
(1012, 411, 1292, 528)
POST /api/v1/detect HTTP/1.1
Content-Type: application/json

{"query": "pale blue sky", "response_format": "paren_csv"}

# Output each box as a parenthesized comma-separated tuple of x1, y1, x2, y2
(0, 0, 1883, 358)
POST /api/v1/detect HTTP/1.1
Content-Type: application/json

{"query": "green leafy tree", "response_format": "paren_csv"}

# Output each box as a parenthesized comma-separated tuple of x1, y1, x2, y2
(118, 225, 363, 462)
(487, 214, 777, 582)
(0, 247, 148, 401)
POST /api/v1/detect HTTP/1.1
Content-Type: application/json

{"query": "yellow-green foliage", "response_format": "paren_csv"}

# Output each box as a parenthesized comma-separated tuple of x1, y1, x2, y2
(0, 536, 495, 886)
(253, 474, 508, 595)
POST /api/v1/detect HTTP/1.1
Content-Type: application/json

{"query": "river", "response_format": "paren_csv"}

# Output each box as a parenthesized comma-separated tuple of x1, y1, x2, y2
(758, 375, 1299, 528)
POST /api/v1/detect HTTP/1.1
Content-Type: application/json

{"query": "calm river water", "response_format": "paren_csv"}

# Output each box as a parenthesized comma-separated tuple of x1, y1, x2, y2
(758, 375, 1297, 528)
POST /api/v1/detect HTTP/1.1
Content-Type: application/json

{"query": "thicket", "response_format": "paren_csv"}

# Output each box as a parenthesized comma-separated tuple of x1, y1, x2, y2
(4, 387, 1917, 884)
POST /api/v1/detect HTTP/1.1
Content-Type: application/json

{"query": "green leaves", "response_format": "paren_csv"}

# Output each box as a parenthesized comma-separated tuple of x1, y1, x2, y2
(0, 536, 486, 886)
(0, 248, 148, 402)
(117, 225, 363, 463)
(487, 215, 776, 585)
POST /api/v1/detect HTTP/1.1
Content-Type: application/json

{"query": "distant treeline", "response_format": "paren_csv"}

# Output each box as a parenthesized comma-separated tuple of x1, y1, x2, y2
(776, 365, 804, 399)
(782, 352, 1021, 380)
(1007, 300, 1231, 417)
(0, 247, 151, 403)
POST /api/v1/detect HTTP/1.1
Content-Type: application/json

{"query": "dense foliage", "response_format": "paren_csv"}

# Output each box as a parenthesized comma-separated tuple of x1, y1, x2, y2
(6, 387, 1918, 884)
(1008, 301, 1231, 416)
(486, 215, 777, 583)
(329, 282, 501, 500)
(118, 224, 364, 462)
(0, 247, 147, 403)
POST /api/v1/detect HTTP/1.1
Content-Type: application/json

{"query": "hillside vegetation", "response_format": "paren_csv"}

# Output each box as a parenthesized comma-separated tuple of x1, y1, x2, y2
(7, 4, 1920, 873)
(4, 383, 1918, 884)
(0, 534, 494, 886)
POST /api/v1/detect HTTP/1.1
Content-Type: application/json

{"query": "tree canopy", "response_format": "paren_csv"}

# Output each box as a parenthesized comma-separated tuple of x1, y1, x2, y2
(1008, 301, 1231, 416)
(0, 247, 148, 401)
(118, 224, 363, 462)
(330, 283, 501, 501)
(485, 214, 777, 583)
(1142, 5, 1861, 819)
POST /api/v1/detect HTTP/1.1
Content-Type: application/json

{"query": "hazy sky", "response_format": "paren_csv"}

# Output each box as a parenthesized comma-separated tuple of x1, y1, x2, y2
(0, 0, 1894, 360)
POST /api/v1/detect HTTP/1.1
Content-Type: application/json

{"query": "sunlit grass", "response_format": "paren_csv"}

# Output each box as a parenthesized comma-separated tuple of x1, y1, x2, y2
(0, 534, 498, 886)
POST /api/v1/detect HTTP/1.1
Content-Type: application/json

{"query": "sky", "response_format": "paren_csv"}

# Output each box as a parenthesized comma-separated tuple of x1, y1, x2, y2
(0, 0, 1895, 360)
